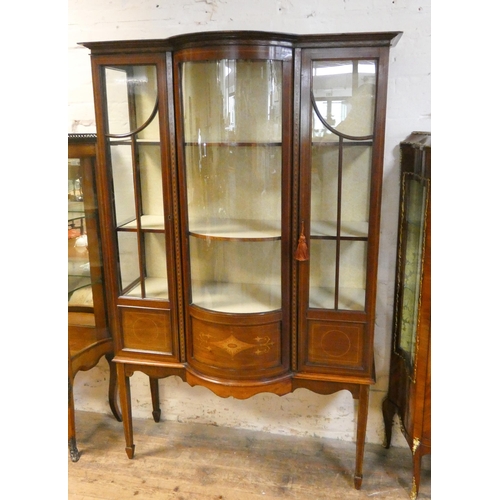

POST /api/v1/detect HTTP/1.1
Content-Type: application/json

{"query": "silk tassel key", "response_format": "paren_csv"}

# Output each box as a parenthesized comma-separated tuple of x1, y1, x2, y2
(295, 222, 309, 261)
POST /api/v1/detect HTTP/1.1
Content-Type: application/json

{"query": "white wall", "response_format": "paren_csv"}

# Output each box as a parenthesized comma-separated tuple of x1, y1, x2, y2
(68, 0, 430, 448)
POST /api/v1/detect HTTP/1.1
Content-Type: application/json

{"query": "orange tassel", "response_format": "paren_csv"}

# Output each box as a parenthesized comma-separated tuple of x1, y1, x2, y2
(295, 222, 309, 261)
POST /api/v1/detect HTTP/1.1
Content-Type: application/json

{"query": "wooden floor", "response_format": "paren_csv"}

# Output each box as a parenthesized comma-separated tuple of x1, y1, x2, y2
(68, 410, 430, 499)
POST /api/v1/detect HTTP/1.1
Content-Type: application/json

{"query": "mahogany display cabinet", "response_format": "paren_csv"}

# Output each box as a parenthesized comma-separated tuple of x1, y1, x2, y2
(382, 132, 431, 499)
(68, 133, 121, 461)
(81, 30, 402, 488)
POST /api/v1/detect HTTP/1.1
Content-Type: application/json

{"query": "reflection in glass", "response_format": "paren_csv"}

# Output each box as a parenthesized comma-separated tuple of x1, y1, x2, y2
(312, 60, 376, 139)
(182, 60, 282, 143)
(104, 66, 158, 138)
(182, 59, 283, 313)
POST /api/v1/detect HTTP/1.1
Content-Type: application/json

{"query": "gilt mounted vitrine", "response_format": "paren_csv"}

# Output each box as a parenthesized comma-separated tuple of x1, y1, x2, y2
(383, 131, 431, 499)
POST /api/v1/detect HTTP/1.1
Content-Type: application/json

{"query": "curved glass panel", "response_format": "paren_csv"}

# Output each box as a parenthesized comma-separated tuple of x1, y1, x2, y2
(182, 59, 283, 313)
(190, 238, 281, 313)
(312, 60, 376, 139)
(182, 60, 282, 143)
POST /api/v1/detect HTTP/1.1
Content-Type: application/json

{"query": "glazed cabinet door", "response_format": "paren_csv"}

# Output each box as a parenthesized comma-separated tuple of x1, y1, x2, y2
(92, 53, 181, 362)
(174, 46, 293, 384)
(297, 47, 390, 381)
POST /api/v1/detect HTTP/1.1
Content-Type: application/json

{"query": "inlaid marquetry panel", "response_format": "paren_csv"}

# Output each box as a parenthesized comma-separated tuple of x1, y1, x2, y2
(121, 308, 172, 354)
(306, 320, 365, 370)
(190, 314, 282, 377)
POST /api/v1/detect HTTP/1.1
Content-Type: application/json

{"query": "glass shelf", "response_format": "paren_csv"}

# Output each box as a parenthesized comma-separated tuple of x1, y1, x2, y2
(310, 220, 369, 239)
(309, 286, 365, 311)
(124, 277, 169, 300)
(191, 281, 281, 313)
(109, 138, 161, 146)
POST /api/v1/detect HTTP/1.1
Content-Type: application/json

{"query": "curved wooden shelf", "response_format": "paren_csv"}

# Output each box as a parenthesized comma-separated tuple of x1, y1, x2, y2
(189, 218, 281, 241)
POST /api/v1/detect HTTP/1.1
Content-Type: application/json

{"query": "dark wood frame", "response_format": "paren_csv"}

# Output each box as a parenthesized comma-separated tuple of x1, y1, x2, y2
(82, 31, 402, 488)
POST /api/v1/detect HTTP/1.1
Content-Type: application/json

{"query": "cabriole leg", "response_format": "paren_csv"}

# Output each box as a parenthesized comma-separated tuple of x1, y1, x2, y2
(68, 375, 80, 462)
(106, 354, 122, 422)
(382, 396, 397, 448)
(410, 440, 423, 500)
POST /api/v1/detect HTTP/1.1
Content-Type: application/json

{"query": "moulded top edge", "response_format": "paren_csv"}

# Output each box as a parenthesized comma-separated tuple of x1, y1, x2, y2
(79, 30, 403, 54)
(401, 131, 431, 149)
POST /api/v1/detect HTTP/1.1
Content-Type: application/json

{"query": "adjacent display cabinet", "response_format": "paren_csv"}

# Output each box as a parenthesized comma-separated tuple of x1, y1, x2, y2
(68, 133, 122, 461)
(82, 30, 402, 488)
(382, 132, 431, 499)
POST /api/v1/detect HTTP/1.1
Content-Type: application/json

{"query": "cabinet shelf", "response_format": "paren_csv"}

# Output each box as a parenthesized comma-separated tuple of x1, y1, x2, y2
(119, 215, 165, 231)
(309, 286, 365, 311)
(110, 138, 160, 146)
(310, 220, 368, 239)
(189, 218, 281, 241)
(184, 141, 281, 147)
(191, 281, 281, 313)
(311, 140, 373, 147)
(124, 277, 169, 300)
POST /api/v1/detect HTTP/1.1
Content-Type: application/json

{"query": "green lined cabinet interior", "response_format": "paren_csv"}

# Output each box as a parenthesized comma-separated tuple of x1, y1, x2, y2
(82, 30, 401, 488)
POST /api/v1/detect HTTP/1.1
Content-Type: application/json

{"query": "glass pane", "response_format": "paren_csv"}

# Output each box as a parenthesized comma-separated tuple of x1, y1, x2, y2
(125, 233, 168, 299)
(182, 60, 282, 142)
(139, 144, 164, 229)
(341, 143, 371, 237)
(339, 240, 366, 311)
(182, 59, 283, 314)
(398, 176, 428, 364)
(103, 63, 169, 302)
(68, 157, 93, 307)
(104, 66, 158, 138)
(190, 238, 281, 313)
(117, 231, 140, 292)
(310, 144, 338, 237)
(185, 145, 281, 233)
(309, 240, 336, 309)
(312, 60, 376, 138)
(308, 59, 374, 313)
(110, 145, 136, 226)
